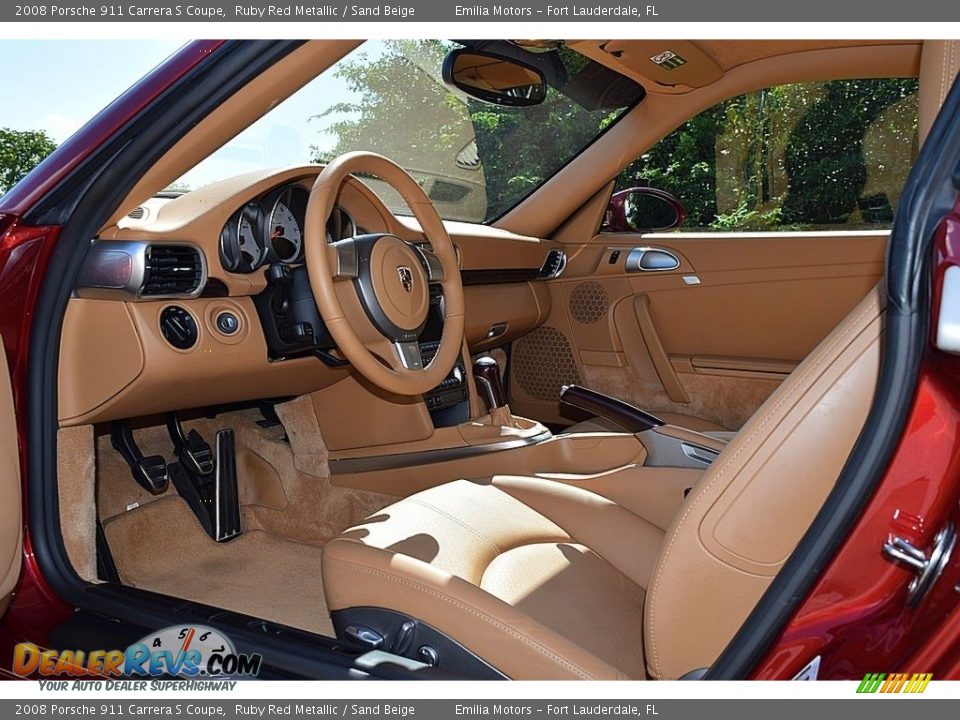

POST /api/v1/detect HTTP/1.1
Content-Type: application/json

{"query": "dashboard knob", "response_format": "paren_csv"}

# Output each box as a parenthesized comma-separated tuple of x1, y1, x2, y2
(159, 306, 199, 350)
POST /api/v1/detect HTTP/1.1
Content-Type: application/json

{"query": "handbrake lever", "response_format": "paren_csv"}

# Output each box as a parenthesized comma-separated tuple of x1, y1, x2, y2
(559, 385, 664, 433)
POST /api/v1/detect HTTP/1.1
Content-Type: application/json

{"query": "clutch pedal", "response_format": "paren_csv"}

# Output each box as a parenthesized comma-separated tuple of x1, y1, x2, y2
(110, 421, 169, 494)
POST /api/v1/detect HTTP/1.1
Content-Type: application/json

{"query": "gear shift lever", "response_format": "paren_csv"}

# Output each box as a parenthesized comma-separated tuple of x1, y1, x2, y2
(473, 356, 506, 411)
(472, 356, 517, 427)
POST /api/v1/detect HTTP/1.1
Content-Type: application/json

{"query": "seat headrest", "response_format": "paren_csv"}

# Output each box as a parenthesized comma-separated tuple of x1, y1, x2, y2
(919, 40, 960, 145)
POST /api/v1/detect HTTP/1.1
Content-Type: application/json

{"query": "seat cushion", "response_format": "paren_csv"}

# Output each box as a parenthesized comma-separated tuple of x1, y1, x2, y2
(322, 475, 663, 680)
(565, 412, 727, 434)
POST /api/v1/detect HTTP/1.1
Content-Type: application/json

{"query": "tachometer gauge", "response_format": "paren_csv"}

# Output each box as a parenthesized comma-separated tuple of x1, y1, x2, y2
(269, 195, 303, 263)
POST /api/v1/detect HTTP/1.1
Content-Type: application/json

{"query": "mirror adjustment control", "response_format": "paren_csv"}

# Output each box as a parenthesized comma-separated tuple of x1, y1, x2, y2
(216, 311, 240, 335)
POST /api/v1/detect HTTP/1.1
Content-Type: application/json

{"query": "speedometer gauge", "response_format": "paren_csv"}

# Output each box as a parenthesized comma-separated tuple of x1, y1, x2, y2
(269, 195, 303, 263)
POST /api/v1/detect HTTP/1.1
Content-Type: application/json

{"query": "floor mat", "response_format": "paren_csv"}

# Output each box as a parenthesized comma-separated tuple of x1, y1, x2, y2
(103, 496, 333, 637)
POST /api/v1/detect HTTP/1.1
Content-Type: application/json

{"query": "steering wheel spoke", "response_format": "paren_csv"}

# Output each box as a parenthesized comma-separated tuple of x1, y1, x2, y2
(413, 244, 445, 282)
(393, 340, 425, 371)
(330, 238, 358, 279)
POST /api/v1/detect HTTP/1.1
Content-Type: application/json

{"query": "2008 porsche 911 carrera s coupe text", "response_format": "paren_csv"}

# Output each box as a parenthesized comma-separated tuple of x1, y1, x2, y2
(0, 38, 959, 681)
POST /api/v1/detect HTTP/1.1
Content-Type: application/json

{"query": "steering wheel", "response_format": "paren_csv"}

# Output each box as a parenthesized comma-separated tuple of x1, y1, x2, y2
(304, 152, 465, 396)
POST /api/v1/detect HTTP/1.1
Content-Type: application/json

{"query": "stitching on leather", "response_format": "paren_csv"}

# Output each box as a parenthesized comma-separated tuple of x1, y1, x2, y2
(950, 42, 959, 106)
(405, 496, 502, 556)
(646, 296, 880, 678)
(941, 43, 950, 108)
(939, 41, 958, 108)
(327, 555, 603, 679)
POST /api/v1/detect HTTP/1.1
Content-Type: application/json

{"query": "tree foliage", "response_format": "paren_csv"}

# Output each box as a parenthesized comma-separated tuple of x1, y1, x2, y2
(314, 42, 919, 231)
(313, 41, 623, 221)
(0, 128, 57, 195)
(469, 95, 618, 218)
(313, 40, 465, 167)
(617, 78, 918, 230)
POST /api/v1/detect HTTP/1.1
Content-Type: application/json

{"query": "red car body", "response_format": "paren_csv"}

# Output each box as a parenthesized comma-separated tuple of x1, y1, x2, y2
(1, 40, 959, 681)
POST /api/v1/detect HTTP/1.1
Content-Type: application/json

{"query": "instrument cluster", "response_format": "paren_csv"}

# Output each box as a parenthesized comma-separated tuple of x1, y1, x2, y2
(218, 182, 358, 273)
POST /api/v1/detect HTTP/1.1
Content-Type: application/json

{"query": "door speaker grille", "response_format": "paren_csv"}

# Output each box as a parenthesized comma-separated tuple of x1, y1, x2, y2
(513, 326, 581, 402)
(569, 281, 609, 324)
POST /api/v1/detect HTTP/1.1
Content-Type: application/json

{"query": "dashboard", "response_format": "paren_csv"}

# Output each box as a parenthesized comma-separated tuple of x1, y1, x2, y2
(61, 165, 558, 427)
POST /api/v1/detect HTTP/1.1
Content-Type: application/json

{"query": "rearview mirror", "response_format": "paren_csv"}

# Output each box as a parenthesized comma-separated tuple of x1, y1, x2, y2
(603, 187, 686, 233)
(442, 49, 547, 107)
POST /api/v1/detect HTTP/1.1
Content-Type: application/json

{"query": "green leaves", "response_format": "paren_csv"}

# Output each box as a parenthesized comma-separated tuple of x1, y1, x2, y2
(0, 127, 57, 195)
(313, 41, 629, 222)
(617, 78, 919, 232)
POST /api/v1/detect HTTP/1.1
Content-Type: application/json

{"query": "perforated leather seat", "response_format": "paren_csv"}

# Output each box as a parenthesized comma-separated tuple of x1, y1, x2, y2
(323, 285, 885, 679)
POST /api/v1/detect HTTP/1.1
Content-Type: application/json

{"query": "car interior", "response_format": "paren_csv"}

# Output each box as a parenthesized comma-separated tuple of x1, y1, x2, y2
(47, 38, 960, 679)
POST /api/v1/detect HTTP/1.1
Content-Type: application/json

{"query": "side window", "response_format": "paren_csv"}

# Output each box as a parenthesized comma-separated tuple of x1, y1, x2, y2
(612, 78, 919, 232)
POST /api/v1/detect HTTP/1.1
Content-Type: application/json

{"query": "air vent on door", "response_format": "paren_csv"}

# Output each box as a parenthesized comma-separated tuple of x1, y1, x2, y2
(75, 241, 207, 300)
(142, 245, 205, 297)
(539, 249, 567, 279)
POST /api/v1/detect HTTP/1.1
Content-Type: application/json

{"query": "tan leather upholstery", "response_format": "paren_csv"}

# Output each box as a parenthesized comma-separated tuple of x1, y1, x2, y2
(565, 413, 726, 435)
(0, 336, 22, 603)
(645, 285, 883, 678)
(919, 41, 960, 145)
(323, 286, 884, 679)
(323, 475, 663, 679)
(321, 44, 958, 678)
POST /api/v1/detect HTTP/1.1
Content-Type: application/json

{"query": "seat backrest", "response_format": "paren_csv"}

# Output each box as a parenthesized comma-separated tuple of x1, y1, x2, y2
(642, 41, 959, 679)
(643, 285, 884, 679)
(919, 41, 960, 145)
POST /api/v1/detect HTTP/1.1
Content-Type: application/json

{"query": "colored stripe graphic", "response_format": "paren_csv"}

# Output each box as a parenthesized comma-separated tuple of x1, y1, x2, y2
(857, 672, 932, 693)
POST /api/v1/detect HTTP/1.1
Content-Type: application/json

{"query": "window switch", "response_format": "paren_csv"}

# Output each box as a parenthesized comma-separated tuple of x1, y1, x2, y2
(609, 250, 621, 264)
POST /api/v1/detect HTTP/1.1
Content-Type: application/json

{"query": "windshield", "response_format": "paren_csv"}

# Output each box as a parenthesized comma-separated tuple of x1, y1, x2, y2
(174, 40, 643, 223)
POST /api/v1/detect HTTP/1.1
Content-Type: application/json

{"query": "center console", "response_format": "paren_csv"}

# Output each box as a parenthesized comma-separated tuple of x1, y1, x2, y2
(419, 285, 470, 426)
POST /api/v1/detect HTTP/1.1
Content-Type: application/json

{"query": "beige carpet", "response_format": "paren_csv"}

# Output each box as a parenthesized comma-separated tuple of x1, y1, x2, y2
(103, 495, 334, 636)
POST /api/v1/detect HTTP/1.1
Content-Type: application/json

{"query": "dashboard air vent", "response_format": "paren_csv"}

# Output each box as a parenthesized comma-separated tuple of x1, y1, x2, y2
(75, 241, 207, 300)
(142, 245, 205, 297)
(127, 206, 147, 220)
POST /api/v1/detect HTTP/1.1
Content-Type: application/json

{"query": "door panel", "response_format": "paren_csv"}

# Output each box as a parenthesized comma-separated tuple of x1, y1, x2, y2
(509, 231, 885, 429)
(0, 336, 22, 612)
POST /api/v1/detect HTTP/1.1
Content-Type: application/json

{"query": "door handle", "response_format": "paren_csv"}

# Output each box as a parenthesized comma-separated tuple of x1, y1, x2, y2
(625, 247, 680, 272)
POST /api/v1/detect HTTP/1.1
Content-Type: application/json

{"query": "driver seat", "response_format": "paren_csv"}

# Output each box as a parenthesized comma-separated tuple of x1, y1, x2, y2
(322, 284, 885, 679)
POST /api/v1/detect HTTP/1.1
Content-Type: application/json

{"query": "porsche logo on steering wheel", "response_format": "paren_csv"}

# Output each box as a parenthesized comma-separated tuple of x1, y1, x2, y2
(397, 266, 414, 293)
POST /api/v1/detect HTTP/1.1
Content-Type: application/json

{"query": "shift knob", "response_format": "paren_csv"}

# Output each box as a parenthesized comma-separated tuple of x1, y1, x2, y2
(473, 356, 506, 411)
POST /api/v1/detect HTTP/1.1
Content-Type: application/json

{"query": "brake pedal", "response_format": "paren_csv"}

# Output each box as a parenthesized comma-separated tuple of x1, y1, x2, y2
(214, 429, 242, 542)
(166, 413, 215, 476)
(168, 463, 215, 537)
(110, 421, 168, 494)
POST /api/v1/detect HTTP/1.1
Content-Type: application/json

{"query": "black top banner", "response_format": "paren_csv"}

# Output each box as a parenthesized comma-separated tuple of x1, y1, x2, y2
(6, 0, 960, 22)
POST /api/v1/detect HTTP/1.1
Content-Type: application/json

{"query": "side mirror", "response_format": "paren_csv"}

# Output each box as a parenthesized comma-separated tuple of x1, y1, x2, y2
(603, 187, 686, 233)
(442, 48, 547, 107)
